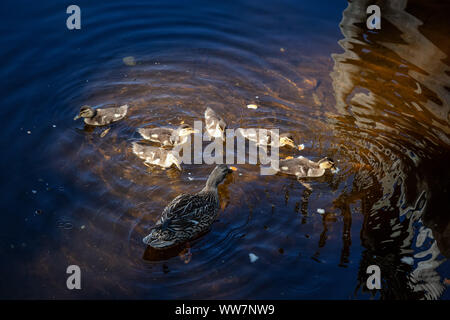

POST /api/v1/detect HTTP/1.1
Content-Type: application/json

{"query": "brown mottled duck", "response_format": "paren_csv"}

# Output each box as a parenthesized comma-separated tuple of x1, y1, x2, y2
(143, 164, 233, 249)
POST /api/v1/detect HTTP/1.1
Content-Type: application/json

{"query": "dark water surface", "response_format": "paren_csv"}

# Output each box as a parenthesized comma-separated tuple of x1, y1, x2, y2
(0, 0, 449, 299)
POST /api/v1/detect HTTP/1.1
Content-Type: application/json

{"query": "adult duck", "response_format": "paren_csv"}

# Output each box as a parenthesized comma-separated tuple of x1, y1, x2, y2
(143, 164, 233, 249)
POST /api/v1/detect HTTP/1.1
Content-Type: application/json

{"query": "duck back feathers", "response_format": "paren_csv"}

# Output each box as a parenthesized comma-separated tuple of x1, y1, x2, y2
(143, 164, 231, 249)
(84, 104, 128, 126)
(279, 156, 325, 178)
(143, 192, 219, 248)
(137, 127, 175, 146)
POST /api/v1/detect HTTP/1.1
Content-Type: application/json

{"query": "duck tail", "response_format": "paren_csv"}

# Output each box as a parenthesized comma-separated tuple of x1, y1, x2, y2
(143, 232, 175, 249)
(132, 142, 145, 157)
(137, 128, 149, 140)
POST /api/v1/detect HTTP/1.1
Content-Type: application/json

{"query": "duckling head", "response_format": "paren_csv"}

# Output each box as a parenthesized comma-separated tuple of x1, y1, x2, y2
(318, 157, 336, 170)
(204, 164, 233, 189)
(279, 133, 296, 148)
(74, 105, 95, 120)
(177, 124, 197, 136)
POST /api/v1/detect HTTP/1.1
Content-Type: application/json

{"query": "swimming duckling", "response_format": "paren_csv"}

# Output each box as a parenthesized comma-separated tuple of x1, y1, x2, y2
(74, 105, 128, 126)
(143, 164, 233, 249)
(205, 107, 226, 139)
(137, 124, 196, 147)
(132, 142, 181, 170)
(236, 129, 297, 148)
(278, 156, 336, 179)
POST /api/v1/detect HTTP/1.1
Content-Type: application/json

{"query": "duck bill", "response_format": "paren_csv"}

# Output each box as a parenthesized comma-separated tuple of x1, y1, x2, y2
(228, 166, 237, 173)
(73, 114, 81, 120)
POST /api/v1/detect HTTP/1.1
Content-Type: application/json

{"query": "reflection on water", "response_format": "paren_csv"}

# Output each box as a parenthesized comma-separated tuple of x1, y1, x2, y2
(0, 0, 448, 299)
(331, 0, 449, 299)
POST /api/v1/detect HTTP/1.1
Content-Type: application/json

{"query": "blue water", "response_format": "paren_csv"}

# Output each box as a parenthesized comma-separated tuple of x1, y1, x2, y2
(0, 0, 449, 299)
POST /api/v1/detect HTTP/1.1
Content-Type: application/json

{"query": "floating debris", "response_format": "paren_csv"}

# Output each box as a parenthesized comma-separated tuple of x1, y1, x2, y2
(444, 278, 450, 286)
(31, 190, 37, 194)
(80, 225, 86, 230)
(246, 104, 258, 110)
(100, 127, 111, 138)
(280, 47, 285, 52)
(230, 166, 238, 171)
(123, 56, 136, 66)
(34, 209, 43, 215)
(401, 256, 414, 265)
(317, 208, 325, 214)
(249, 253, 259, 263)
(298, 144, 305, 150)
(27, 131, 31, 134)
(52, 124, 56, 128)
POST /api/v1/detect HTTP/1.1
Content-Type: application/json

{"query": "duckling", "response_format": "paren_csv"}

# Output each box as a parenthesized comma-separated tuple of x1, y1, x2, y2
(205, 107, 226, 139)
(74, 105, 128, 126)
(137, 124, 196, 147)
(132, 142, 181, 170)
(278, 156, 336, 179)
(236, 129, 297, 148)
(143, 164, 233, 249)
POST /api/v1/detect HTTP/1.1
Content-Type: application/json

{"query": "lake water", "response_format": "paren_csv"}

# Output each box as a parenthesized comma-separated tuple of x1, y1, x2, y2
(0, 0, 449, 299)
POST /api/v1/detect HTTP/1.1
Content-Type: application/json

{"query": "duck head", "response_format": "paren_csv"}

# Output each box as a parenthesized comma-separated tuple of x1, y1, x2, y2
(204, 164, 233, 189)
(279, 133, 296, 148)
(74, 105, 95, 120)
(318, 157, 336, 170)
(177, 124, 198, 136)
